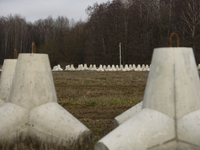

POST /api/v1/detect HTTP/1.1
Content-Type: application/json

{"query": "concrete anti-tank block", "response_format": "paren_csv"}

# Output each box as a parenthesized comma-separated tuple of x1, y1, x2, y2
(95, 47, 200, 149)
(0, 54, 91, 146)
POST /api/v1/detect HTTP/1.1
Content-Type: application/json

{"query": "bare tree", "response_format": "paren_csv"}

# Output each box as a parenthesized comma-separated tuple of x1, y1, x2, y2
(182, 0, 200, 51)
(1, 16, 12, 56)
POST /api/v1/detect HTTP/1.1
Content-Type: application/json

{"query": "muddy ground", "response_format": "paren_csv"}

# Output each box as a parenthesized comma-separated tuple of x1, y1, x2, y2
(53, 71, 148, 148)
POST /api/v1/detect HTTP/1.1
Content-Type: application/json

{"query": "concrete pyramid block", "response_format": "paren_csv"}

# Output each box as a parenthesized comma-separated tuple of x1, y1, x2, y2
(65, 65, 70, 70)
(122, 64, 130, 71)
(52, 64, 63, 71)
(8, 54, 57, 109)
(89, 64, 93, 70)
(132, 64, 136, 70)
(97, 65, 104, 71)
(52, 65, 58, 71)
(0, 59, 17, 106)
(103, 65, 106, 70)
(57, 64, 63, 70)
(142, 64, 145, 70)
(76, 64, 83, 70)
(69, 64, 76, 71)
(105, 65, 111, 71)
(111, 65, 116, 71)
(91, 64, 97, 71)
(95, 47, 200, 150)
(135, 64, 142, 71)
(0, 54, 91, 146)
(119, 65, 123, 71)
(115, 65, 120, 71)
(145, 64, 150, 71)
(128, 64, 132, 70)
(83, 64, 89, 70)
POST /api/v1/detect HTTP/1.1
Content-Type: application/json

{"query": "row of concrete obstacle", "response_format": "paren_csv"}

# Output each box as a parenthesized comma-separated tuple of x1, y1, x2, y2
(53, 63, 200, 72)
(53, 64, 151, 71)
(1, 47, 200, 149)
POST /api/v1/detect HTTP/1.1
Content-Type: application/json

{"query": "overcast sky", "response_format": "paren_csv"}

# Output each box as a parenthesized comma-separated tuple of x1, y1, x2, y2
(0, 0, 110, 23)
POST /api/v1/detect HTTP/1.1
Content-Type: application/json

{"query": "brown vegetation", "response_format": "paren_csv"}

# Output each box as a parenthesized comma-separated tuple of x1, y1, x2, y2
(54, 71, 146, 149)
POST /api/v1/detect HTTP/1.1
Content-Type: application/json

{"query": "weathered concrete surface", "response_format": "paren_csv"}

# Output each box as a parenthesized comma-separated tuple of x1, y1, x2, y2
(0, 99, 5, 106)
(178, 109, 200, 146)
(142, 48, 175, 118)
(29, 102, 91, 145)
(95, 109, 174, 150)
(95, 47, 200, 149)
(0, 59, 17, 104)
(114, 101, 142, 127)
(0, 103, 28, 143)
(8, 54, 57, 109)
(174, 48, 200, 119)
(0, 54, 91, 146)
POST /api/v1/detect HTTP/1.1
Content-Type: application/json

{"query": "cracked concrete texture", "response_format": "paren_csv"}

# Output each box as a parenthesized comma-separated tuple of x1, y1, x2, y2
(95, 48, 200, 150)
(0, 54, 91, 146)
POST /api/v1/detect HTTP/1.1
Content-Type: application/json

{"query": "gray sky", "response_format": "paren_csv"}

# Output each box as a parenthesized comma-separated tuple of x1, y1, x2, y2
(0, 0, 110, 23)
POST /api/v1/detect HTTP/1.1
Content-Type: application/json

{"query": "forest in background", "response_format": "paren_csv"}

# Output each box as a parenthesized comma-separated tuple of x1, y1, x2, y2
(1, 0, 200, 67)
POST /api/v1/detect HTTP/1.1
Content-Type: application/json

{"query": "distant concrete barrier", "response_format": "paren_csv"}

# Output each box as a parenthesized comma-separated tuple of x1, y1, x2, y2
(53, 64, 151, 72)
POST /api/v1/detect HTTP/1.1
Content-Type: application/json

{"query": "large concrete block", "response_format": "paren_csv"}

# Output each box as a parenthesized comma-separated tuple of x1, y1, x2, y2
(0, 59, 17, 104)
(95, 47, 200, 149)
(0, 53, 91, 146)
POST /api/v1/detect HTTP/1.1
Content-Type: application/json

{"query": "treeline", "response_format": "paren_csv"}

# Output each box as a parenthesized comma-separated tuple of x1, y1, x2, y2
(1, 0, 200, 66)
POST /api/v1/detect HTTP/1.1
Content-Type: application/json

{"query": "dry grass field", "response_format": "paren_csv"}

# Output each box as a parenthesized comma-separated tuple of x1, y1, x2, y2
(53, 71, 147, 149)
(0, 70, 148, 149)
